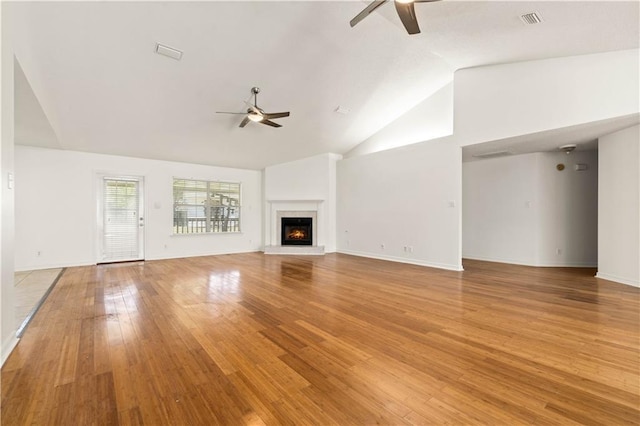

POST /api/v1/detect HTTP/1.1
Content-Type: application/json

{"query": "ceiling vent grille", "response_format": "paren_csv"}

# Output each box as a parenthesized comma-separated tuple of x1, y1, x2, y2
(155, 43, 183, 61)
(520, 12, 542, 25)
(473, 150, 513, 159)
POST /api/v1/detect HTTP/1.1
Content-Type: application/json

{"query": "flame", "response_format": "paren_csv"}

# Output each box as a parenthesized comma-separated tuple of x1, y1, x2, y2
(287, 229, 307, 239)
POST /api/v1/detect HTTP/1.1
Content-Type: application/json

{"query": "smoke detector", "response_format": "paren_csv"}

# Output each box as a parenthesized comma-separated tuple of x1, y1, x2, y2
(559, 144, 577, 154)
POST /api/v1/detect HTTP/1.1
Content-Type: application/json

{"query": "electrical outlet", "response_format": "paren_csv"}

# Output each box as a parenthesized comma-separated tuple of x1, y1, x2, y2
(37, 251, 41, 257)
(408, 246, 413, 253)
(380, 244, 385, 250)
(556, 248, 562, 255)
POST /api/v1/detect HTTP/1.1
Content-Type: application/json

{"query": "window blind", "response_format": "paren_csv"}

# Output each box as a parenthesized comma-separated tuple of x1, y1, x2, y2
(103, 178, 140, 260)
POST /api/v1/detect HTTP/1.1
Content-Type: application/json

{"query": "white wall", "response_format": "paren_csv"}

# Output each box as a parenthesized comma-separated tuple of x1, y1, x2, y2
(597, 125, 639, 287)
(463, 151, 598, 267)
(337, 136, 462, 271)
(264, 153, 341, 252)
(15, 146, 263, 271)
(455, 49, 640, 146)
(463, 153, 540, 265)
(345, 82, 453, 158)
(1, 12, 19, 364)
(536, 151, 598, 267)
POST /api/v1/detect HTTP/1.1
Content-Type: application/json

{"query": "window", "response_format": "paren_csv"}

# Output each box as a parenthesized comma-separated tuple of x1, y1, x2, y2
(173, 179, 241, 234)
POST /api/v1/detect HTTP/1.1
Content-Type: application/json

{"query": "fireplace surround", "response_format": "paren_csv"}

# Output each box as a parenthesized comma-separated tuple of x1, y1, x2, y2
(264, 200, 324, 255)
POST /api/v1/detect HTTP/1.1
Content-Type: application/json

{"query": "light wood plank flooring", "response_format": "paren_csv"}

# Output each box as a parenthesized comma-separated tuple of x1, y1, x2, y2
(14, 268, 63, 336)
(2, 253, 639, 425)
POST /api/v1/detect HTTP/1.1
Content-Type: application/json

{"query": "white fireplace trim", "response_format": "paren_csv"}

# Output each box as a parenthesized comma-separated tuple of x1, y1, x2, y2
(266, 199, 325, 248)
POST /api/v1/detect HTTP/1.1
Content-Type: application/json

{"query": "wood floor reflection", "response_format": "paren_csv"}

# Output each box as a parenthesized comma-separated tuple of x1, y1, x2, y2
(2, 253, 639, 425)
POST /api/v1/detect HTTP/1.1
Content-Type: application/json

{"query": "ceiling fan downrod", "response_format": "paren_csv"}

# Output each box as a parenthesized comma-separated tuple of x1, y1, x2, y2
(251, 87, 260, 107)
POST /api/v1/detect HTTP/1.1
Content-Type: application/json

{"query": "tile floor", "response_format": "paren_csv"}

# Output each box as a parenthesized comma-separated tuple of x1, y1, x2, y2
(15, 268, 63, 334)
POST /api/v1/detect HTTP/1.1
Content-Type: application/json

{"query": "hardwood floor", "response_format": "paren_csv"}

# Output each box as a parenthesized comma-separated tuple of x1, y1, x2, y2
(14, 268, 64, 337)
(2, 253, 639, 425)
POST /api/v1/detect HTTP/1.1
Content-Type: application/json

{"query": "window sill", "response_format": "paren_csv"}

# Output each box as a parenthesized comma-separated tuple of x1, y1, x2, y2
(171, 232, 243, 237)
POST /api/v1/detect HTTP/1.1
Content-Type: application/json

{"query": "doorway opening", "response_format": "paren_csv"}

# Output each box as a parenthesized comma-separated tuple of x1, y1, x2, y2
(97, 175, 145, 263)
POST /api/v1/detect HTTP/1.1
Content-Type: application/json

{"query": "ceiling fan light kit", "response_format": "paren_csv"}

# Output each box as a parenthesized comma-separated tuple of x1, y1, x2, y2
(248, 113, 263, 122)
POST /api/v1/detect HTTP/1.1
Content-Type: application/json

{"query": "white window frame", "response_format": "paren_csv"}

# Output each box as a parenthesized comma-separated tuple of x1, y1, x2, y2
(172, 178, 241, 234)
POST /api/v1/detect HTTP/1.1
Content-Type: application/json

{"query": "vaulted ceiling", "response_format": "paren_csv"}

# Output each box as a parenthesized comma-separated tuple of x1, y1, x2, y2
(9, 1, 640, 169)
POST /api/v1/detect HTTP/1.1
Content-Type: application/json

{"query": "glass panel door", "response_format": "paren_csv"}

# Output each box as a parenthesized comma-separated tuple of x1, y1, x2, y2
(98, 176, 144, 263)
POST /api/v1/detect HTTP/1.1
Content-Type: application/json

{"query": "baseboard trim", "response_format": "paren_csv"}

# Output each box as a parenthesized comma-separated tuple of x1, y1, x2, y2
(463, 254, 536, 266)
(17, 250, 266, 271)
(118, 250, 263, 262)
(536, 262, 598, 268)
(338, 249, 463, 272)
(1, 334, 19, 367)
(595, 272, 640, 288)
(16, 260, 94, 273)
(463, 255, 597, 268)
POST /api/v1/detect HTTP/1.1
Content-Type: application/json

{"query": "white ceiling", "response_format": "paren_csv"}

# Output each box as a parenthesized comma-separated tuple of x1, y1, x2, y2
(9, 1, 640, 170)
(462, 113, 640, 162)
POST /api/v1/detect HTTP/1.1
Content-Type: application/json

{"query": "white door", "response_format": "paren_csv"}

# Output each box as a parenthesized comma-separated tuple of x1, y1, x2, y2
(98, 176, 144, 263)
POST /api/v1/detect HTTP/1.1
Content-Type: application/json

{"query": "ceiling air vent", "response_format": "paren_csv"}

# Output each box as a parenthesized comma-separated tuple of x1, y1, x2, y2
(155, 43, 183, 61)
(520, 12, 542, 25)
(473, 150, 513, 159)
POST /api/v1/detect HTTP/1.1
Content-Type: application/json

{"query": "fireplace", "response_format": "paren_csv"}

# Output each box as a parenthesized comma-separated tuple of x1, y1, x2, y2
(281, 217, 313, 246)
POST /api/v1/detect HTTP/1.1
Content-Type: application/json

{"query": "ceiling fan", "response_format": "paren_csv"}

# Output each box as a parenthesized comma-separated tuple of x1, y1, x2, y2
(216, 87, 290, 128)
(350, 0, 441, 35)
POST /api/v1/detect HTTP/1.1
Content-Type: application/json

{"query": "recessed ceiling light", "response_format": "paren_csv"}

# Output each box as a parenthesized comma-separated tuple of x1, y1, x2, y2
(155, 43, 183, 61)
(520, 12, 543, 25)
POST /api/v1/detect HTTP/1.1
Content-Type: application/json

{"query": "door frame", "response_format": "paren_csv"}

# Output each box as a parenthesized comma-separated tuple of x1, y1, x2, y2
(96, 173, 146, 263)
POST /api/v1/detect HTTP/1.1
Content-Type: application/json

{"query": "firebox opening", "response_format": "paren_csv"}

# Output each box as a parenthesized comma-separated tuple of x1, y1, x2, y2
(281, 217, 312, 246)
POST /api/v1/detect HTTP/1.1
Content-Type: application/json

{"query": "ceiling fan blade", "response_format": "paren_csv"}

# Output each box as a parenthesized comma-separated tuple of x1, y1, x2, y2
(216, 111, 246, 115)
(350, 0, 387, 27)
(395, 0, 421, 34)
(262, 111, 290, 120)
(260, 119, 282, 128)
(239, 116, 250, 128)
